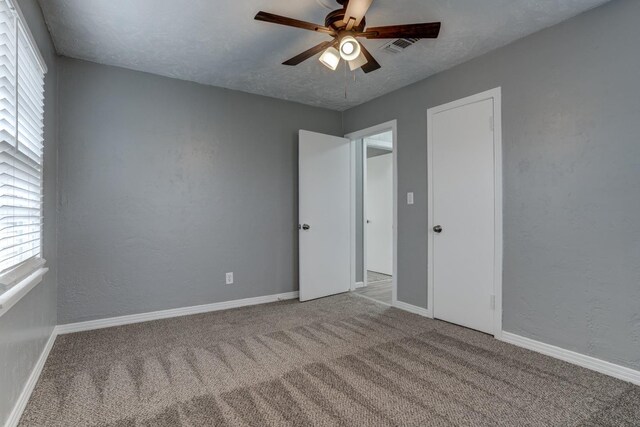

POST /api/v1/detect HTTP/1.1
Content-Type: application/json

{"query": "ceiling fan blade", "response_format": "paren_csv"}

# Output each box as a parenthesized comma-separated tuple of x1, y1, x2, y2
(283, 40, 336, 66)
(362, 22, 441, 39)
(255, 12, 335, 35)
(359, 44, 381, 73)
(344, 0, 374, 27)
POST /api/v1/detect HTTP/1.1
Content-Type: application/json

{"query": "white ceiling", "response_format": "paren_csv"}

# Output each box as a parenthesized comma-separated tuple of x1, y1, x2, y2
(39, 0, 610, 111)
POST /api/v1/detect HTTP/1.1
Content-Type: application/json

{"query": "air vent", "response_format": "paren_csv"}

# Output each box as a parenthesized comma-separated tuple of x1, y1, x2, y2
(380, 38, 419, 54)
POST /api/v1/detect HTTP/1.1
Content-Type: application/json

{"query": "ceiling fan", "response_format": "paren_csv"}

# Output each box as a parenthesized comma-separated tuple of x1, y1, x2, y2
(255, 0, 441, 73)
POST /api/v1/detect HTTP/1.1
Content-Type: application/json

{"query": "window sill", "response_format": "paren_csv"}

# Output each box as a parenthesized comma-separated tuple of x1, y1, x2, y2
(0, 267, 48, 318)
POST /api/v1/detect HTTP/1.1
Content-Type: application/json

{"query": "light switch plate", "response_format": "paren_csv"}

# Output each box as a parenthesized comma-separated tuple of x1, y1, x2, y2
(407, 192, 414, 205)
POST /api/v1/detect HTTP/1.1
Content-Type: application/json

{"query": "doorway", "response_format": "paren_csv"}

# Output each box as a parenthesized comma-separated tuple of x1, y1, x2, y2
(346, 121, 397, 306)
(427, 88, 503, 336)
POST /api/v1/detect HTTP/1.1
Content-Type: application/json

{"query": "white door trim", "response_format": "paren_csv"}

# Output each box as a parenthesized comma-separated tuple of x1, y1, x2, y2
(362, 143, 368, 288)
(427, 88, 503, 338)
(345, 120, 398, 305)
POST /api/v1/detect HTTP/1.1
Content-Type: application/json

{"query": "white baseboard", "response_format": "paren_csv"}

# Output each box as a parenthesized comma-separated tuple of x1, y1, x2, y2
(393, 300, 433, 318)
(55, 291, 299, 335)
(353, 281, 364, 289)
(501, 332, 640, 386)
(5, 329, 57, 427)
(390, 305, 640, 386)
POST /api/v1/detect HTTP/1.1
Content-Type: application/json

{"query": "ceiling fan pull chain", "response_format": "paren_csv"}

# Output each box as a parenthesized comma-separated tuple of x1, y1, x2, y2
(344, 62, 348, 99)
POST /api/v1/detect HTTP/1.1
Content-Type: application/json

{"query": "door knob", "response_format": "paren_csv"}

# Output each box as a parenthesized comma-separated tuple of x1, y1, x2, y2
(302, 224, 311, 230)
(433, 225, 443, 233)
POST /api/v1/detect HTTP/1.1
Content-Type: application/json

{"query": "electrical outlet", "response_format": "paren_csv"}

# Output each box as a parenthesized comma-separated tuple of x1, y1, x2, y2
(407, 192, 414, 205)
(225, 272, 233, 285)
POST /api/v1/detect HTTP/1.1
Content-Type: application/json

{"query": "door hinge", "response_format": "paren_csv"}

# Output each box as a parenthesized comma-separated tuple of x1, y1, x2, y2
(489, 116, 494, 132)
(490, 295, 496, 310)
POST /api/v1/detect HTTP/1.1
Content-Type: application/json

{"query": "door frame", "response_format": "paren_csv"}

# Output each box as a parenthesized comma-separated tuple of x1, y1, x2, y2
(345, 120, 398, 306)
(362, 140, 368, 289)
(427, 88, 503, 338)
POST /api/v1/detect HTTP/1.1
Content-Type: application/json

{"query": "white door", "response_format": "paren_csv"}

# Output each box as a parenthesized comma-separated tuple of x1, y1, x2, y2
(366, 153, 393, 275)
(299, 130, 351, 301)
(431, 98, 496, 334)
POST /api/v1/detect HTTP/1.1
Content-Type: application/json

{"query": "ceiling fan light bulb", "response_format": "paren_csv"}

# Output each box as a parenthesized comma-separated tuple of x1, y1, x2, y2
(339, 36, 361, 61)
(319, 47, 340, 70)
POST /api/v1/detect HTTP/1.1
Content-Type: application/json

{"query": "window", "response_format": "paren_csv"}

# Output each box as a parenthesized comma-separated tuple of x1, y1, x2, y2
(0, 0, 47, 294)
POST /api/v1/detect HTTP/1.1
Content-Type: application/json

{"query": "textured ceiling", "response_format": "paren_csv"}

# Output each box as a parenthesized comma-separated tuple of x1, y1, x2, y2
(39, 0, 610, 111)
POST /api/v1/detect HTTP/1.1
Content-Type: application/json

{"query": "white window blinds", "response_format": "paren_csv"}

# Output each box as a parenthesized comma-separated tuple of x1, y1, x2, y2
(0, 0, 46, 291)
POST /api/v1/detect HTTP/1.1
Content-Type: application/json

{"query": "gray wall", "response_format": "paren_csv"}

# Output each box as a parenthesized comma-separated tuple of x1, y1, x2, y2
(343, 0, 640, 370)
(56, 58, 343, 324)
(0, 0, 58, 425)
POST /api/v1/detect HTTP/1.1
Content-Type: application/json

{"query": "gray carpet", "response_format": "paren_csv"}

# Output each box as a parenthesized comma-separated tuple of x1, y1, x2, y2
(20, 294, 640, 426)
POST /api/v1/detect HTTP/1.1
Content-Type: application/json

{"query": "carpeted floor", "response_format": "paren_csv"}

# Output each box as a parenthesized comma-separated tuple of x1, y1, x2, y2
(21, 293, 640, 426)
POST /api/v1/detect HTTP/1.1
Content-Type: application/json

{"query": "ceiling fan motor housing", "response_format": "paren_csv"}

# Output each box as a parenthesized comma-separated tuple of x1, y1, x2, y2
(325, 9, 366, 32)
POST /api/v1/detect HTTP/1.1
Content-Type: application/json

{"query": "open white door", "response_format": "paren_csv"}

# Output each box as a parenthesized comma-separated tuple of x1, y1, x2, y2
(299, 130, 351, 302)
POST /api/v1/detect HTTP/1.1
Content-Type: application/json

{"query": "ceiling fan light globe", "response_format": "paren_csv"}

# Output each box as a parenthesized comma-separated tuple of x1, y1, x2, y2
(339, 36, 361, 61)
(348, 51, 369, 71)
(319, 47, 340, 70)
